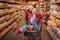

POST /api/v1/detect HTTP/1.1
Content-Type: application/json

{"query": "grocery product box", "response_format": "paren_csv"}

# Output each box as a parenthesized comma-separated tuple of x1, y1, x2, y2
(49, 15, 56, 22)
(56, 19, 60, 26)
(47, 20, 56, 27)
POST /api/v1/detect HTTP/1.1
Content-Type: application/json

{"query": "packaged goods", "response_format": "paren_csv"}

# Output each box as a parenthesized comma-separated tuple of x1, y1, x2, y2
(56, 0, 60, 2)
(51, 10, 60, 17)
(0, 9, 8, 16)
(51, 27, 60, 38)
(0, 20, 12, 31)
(56, 19, 60, 25)
(0, 24, 2, 31)
(11, 12, 17, 18)
(7, 0, 15, 2)
(0, 15, 10, 23)
(0, 2, 8, 8)
(49, 15, 56, 22)
(47, 20, 56, 27)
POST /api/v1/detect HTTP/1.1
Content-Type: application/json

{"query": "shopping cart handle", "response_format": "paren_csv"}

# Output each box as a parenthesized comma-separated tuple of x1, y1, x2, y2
(27, 30, 36, 32)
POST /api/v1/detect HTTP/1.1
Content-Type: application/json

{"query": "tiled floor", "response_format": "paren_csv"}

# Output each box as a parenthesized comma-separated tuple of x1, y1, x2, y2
(1, 24, 52, 40)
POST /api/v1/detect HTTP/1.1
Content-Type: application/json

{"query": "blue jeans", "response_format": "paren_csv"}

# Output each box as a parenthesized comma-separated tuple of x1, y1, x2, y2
(20, 17, 39, 32)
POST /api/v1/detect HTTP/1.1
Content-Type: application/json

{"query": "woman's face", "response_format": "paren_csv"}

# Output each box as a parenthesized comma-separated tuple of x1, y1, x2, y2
(32, 8, 38, 15)
(29, 6, 34, 12)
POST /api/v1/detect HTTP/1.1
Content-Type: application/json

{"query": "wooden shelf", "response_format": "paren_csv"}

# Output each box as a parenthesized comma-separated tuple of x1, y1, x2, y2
(0, 14, 19, 32)
(16, 14, 25, 22)
(0, 9, 20, 17)
(50, 2, 60, 4)
(0, 0, 26, 39)
(0, 1, 38, 5)
(0, 15, 10, 23)
(0, 13, 24, 39)
(56, 9, 60, 11)
(0, 7, 12, 9)
(0, 1, 19, 4)
(46, 27, 58, 40)
(0, 21, 14, 39)
(50, 13, 60, 20)
(0, 15, 20, 39)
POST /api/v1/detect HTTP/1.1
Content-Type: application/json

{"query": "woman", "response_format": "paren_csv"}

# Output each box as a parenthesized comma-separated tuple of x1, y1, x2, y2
(15, 5, 46, 35)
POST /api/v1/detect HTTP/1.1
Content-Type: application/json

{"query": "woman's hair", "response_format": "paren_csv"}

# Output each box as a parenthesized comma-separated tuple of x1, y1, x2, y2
(27, 9, 32, 14)
(32, 5, 36, 8)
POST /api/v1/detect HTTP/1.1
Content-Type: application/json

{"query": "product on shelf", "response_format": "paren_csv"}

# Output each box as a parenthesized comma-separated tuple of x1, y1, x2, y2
(0, 10, 7, 15)
(11, 12, 18, 18)
(47, 20, 56, 27)
(56, 0, 60, 2)
(51, 27, 60, 38)
(7, 0, 16, 2)
(56, 19, 60, 26)
(49, 15, 56, 22)
(46, 27, 58, 40)
(0, 20, 12, 31)
(0, 9, 10, 16)
(0, 2, 8, 8)
(0, 15, 10, 23)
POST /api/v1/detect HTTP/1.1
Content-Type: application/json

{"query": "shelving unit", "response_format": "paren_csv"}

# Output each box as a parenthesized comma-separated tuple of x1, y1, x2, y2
(46, 27, 58, 40)
(0, 0, 25, 39)
(47, 13, 60, 40)
(46, 0, 60, 40)
(0, 0, 38, 5)
(46, 11, 60, 40)
(0, 0, 40, 39)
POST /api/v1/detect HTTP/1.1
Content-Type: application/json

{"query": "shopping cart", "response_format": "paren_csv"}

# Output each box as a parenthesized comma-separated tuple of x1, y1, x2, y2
(24, 25, 42, 40)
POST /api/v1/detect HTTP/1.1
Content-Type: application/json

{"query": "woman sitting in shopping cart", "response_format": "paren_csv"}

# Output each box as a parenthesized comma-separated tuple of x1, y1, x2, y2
(14, 5, 46, 35)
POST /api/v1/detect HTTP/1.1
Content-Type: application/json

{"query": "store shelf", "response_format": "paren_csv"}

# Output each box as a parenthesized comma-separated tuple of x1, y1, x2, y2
(50, 13, 60, 19)
(16, 14, 25, 22)
(50, 2, 60, 4)
(0, 9, 20, 17)
(0, 14, 24, 39)
(56, 9, 60, 11)
(0, 1, 38, 5)
(0, 21, 14, 39)
(0, 7, 11, 9)
(46, 27, 58, 40)
(0, 14, 19, 32)
(0, 1, 19, 4)
(0, 16, 10, 24)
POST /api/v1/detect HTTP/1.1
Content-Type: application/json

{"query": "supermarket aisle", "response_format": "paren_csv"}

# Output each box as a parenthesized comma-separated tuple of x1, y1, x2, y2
(1, 28, 25, 40)
(1, 24, 52, 40)
(41, 24, 52, 40)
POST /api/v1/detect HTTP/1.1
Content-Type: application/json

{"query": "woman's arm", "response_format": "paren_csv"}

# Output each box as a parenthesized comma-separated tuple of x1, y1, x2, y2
(23, 9, 31, 16)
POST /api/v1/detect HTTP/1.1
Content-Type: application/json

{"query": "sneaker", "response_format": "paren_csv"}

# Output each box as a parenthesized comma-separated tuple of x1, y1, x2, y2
(15, 27, 20, 35)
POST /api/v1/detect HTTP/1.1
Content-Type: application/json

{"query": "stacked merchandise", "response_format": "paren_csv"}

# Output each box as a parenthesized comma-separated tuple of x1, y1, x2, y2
(50, 0, 60, 3)
(7, 0, 16, 2)
(0, 0, 39, 39)
(46, 0, 60, 40)
(0, 1, 25, 39)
